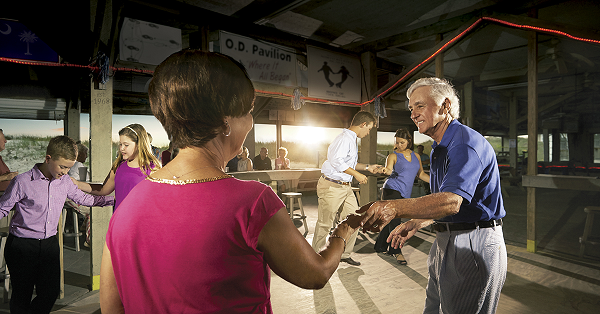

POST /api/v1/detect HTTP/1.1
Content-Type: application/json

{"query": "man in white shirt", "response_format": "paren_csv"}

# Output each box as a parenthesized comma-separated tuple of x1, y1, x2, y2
(312, 111, 381, 266)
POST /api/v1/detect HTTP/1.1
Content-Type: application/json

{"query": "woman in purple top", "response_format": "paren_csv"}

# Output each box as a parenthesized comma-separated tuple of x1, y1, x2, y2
(374, 128, 429, 264)
(73, 123, 161, 211)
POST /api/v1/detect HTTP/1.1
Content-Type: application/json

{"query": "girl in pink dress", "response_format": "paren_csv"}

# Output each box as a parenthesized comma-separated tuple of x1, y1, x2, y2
(73, 123, 161, 211)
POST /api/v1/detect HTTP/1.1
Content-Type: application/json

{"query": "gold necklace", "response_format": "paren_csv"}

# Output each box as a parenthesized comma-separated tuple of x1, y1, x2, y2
(166, 165, 220, 179)
(147, 174, 232, 185)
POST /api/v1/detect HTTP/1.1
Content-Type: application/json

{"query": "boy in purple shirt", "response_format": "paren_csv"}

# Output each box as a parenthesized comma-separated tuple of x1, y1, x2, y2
(0, 136, 114, 314)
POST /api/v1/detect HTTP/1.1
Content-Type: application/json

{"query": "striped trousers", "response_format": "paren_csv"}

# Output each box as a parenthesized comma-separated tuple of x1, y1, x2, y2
(424, 225, 507, 314)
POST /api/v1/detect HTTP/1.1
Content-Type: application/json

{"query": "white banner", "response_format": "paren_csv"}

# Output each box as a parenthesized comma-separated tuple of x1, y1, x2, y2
(120, 18, 181, 65)
(307, 46, 361, 103)
(220, 31, 296, 86)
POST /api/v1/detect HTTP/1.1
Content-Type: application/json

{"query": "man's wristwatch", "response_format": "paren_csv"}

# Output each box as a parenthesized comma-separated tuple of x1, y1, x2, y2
(365, 165, 369, 171)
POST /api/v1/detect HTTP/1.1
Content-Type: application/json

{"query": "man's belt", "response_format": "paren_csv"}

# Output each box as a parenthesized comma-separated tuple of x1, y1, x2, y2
(321, 175, 351, 186)
(432, 219, 502, 232)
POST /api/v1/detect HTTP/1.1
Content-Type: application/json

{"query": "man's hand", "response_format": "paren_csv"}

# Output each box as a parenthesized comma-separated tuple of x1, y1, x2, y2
(387, 219, 420, 249)
(356, 201, 397, 232)
(5, 171, 17, 180)
(355, 173, 368, 184)
(366, 164, 383, 174)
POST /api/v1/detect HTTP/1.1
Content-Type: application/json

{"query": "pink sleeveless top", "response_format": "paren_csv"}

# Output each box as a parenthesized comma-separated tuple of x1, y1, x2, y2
(113, 161, 153, 211)
(106, 177, 284, 313)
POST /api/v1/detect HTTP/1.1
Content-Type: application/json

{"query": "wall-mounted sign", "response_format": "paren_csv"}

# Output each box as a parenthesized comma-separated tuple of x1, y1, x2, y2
(307, 46, 361, 103)
(219, 31, 296, 87)
(0, 19, 58, 62)
(120, 18, 181, 65)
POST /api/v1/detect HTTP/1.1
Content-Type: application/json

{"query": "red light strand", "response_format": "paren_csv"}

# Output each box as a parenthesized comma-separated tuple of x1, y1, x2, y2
(2, 16, 599, 106)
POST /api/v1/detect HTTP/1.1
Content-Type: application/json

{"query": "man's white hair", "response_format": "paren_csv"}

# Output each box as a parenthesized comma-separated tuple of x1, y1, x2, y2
(407, 77, 460, 120)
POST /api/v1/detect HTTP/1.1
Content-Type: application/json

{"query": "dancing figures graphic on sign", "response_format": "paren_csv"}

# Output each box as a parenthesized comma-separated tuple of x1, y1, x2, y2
(307, 46, 361, 103)
(318, 62, 335, 87)
(334, 66, 353, 88)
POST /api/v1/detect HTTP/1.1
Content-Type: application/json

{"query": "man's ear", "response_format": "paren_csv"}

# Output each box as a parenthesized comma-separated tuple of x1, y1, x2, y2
(440, 99, 450, 113)
(45, 155, 52, 163)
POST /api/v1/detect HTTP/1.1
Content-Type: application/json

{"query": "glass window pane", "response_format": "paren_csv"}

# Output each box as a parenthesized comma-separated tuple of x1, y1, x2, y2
(594, 134, 600, 163)
(560, 133, 569, 161)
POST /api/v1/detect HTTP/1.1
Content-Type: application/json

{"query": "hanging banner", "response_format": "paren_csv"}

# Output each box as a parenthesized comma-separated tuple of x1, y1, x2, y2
(219, 31, 296, 86)
(0, 19, 58, 62)
(120, 18, 182, 65)
(307, 46, 361, 103)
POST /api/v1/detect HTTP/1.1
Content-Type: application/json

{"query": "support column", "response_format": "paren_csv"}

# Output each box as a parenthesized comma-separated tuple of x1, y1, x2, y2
(359, 51, 378, 205)
(552, 130, 560, 162)
(543, 128, 550, 162)
(276, 119, 282, 156)
(509, 95, 518, 177)
(463, 80, 474, 128)
(526, 29, 538, 253)
(59, 97, 81, 298)
(65, 97, 80, 142)
(89, 78, 114, 290)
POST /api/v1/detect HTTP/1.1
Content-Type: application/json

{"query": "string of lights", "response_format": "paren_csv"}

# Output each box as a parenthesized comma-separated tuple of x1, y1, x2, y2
(1, 16, 599, 107)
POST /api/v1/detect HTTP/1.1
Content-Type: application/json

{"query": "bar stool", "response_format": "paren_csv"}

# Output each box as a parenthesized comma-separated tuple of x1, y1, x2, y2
(282, 192, 308, 237)
(579, 206, 600, 257)
(0, 227, 10, 303)
(62, 205, 83, 252)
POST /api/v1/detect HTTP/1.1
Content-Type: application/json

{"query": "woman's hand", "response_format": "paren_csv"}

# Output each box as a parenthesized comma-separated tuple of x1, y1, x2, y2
(334, 214, 362, 238)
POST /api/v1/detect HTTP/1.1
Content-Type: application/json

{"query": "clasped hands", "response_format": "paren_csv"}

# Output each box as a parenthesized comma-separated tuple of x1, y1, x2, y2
(340, 200, 419, 249)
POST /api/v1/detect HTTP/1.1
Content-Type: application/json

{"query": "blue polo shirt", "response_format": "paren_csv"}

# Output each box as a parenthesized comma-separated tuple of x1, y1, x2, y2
(430, 120, 505, 223)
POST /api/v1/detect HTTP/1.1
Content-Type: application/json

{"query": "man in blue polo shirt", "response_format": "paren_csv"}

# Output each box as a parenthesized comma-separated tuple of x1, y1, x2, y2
(359, 77, 506, 314)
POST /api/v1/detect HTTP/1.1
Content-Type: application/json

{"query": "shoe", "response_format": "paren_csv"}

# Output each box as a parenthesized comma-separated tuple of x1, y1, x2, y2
(393, 253, 407, 265)
(340, 257, 361, 266)
(83, 242, 90, 248)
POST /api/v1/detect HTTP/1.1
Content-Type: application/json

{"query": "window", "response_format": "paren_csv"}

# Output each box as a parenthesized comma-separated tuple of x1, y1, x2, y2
(594, 134, 600, 163)
(560, 133, 569, 162)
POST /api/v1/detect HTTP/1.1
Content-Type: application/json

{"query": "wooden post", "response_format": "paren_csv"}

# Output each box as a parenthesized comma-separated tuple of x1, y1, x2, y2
(59, 96, 79, 298)
(509, 95, 518, 177)
(526, 29, 538, 253)
(276, 119, 282, 156)
(65, 97, 80, 142)
(89, 77, 114, 290)
(359, 51, 378, 205)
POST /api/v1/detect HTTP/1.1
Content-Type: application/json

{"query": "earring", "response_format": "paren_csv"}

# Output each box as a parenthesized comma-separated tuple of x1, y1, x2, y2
(223, 121, 231, 137)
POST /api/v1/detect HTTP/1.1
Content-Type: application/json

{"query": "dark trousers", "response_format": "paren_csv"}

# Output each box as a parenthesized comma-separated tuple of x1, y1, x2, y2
(5, 234, 60, 314)
(374, 188, 405, 254)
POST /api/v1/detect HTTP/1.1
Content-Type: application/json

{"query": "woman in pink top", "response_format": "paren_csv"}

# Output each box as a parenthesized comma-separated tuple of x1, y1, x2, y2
(100, 50, 362, 313)
(73, 123, 161, 211)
